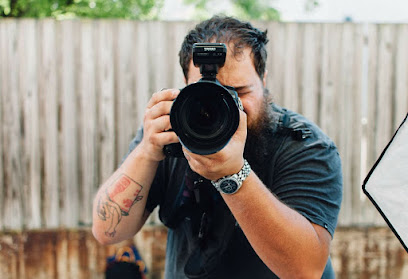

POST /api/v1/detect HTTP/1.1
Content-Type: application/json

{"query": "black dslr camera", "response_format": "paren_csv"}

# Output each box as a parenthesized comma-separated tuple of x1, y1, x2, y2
(164, 43, 243, 157)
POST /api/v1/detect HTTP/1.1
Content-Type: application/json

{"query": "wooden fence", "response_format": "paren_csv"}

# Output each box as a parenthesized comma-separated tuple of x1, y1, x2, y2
(1, 227, 407, 279)
(0, 19, 407, 231)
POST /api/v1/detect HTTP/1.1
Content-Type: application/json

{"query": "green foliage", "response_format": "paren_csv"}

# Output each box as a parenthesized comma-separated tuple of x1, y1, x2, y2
(0, 0, 163, 19)
(0, 0, 318, 20)
(183, 0, 280, 21)
(0, 0, 10, 16)
(232, 0, 279, 20)
(304, 0, 319, 12)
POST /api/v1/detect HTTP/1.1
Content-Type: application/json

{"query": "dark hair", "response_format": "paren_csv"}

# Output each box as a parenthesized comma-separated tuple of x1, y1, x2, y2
(179, 15, 269, 80)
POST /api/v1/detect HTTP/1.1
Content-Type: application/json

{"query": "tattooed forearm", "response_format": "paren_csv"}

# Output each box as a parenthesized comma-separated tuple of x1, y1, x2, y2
(97, 174, 144, 238)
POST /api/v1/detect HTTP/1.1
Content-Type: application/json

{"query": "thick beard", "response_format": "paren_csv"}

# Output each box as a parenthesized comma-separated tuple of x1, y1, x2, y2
(243, 89, 276, 174)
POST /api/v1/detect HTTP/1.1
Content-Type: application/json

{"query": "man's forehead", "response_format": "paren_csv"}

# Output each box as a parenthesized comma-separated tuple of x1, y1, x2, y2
(223, 46, 253, 68)
(189, 45, 253, 70)
(187, 61, 255, 87)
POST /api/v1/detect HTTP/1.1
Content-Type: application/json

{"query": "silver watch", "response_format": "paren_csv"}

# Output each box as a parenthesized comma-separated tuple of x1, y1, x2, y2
(211, 159, 251, 194)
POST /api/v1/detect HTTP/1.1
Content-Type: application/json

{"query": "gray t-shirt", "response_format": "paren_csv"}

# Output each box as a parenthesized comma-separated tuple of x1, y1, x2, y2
(125, 104, 342, 279)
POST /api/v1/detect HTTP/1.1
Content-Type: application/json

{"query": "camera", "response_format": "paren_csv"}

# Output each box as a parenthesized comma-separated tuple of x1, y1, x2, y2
(163, 43, 243, 157)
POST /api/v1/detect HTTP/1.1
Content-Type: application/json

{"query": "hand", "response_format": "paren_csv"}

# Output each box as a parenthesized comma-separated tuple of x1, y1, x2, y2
(183, 109, 247, 181)
(138, 89, 180, 162)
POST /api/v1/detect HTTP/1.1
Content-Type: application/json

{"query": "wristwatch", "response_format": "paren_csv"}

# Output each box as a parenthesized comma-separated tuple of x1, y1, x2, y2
(211, 159, 251, 194)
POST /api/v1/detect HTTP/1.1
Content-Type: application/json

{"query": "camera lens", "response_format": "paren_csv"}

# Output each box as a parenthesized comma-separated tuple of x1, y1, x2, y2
(170, 80, 239, 155)
(184, 93, 226, 138)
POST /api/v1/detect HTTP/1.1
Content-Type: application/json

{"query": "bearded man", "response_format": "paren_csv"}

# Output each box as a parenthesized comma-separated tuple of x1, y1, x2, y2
(93, 15, 343, 279)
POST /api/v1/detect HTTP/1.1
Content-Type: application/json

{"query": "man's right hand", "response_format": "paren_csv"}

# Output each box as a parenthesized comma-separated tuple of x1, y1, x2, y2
(93, 88, 180, 245)
(138, 88, 180, 162)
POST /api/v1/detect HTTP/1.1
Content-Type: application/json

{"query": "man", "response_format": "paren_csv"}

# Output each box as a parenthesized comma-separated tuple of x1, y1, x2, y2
(93, 16, 342, 279)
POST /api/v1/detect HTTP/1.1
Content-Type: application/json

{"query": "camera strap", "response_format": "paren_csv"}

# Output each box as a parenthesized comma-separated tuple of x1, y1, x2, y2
(276, 108, 312, 141)
(183, 167, 237, 279)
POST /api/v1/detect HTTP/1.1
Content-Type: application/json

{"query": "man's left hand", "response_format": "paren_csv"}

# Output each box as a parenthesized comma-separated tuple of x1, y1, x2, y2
(182, 109, 248, 181)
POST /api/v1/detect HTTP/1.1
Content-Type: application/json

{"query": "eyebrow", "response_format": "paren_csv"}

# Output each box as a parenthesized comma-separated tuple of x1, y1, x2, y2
(234, 85, 253, 91)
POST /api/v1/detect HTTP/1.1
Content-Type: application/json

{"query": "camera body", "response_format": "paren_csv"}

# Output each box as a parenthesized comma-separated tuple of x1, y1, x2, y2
(164, 43, 242, 157)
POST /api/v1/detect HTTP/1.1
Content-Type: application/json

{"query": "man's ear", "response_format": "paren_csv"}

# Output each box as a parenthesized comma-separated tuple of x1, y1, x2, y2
(262, 70, 268, 87)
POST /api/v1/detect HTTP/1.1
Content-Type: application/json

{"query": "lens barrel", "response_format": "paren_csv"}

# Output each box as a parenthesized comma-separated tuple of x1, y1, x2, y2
(170, 80, 240, 155)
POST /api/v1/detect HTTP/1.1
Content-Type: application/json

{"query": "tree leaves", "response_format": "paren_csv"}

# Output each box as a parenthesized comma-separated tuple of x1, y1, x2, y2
(0, 0, 164, 19)
(232, 0, 280, 20)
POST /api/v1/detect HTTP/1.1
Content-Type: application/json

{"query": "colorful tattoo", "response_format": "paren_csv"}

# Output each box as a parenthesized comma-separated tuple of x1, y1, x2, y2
(97, 174, 144, 237)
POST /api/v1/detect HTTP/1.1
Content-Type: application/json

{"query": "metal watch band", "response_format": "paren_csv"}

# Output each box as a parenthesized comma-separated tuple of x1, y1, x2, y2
(236, 159, 251, 184)
(211, 159, 251, 194)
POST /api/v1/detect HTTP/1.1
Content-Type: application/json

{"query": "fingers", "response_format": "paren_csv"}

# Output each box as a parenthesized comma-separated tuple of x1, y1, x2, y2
(146, 101, 174, 124)
(144, 88, 179, 134)
(183, 148, 229, 181)
(146, 89, 179, 109)
(145, 88, 179, 129)
(182, 147, 214, 177)
(139, 89, 181, 161)
(233, 109, 248, 141)
(149, 130, 179, 146)
(149, 115, 172, 133)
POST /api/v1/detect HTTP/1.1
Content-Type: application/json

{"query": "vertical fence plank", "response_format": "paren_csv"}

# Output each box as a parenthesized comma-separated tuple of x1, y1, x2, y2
(337, 23, 353, 226)
(60, 20, 80, 227)
(365, 24, 379, 172)
(267, 22, 286, 105)
(116, 20, 135, 166)
(134, 21, 150, 130)
(362, 24, 384, 225)
(300, 23, 322, 123)
(162, 22, 175, 90)
(67, 231, 81, 279)
(97, 20, 115, 184)
(374, 25, 395, 155)
(0, 20, 5, 230)
(19, 20, 42, 229)
(2, 20, 24, 230)
(168, 21, 183, 89)
(394, 24, 408, 128)
(40, 19, 60, 228)
(319, 24, 343, 145)
(80, 231, 100, 279)
(282, 23, 300, 111)
(148, 21, 168, 95)
(56, 231, 69, 279)
(337, 24, 364, 226)
(168, 21, 194, 89)
(350, 25, 365, 225)
(366, 24, 396, 225)
(98, 19, 116, 184)
(79, 20, 98, 226)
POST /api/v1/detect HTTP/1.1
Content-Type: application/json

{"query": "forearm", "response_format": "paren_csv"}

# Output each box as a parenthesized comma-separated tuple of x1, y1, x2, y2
(92, 88, 179, 244)
(222, 172, 330, 279)
(92, 145, 159, 245)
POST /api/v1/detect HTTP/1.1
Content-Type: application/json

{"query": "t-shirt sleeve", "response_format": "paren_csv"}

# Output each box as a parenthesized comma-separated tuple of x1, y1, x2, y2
(271, 130, 343, 237)
(121, 126, 164, 213)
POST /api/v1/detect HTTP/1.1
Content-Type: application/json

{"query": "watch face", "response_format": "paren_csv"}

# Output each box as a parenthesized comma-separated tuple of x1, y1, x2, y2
(219, 179, 239, 194)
